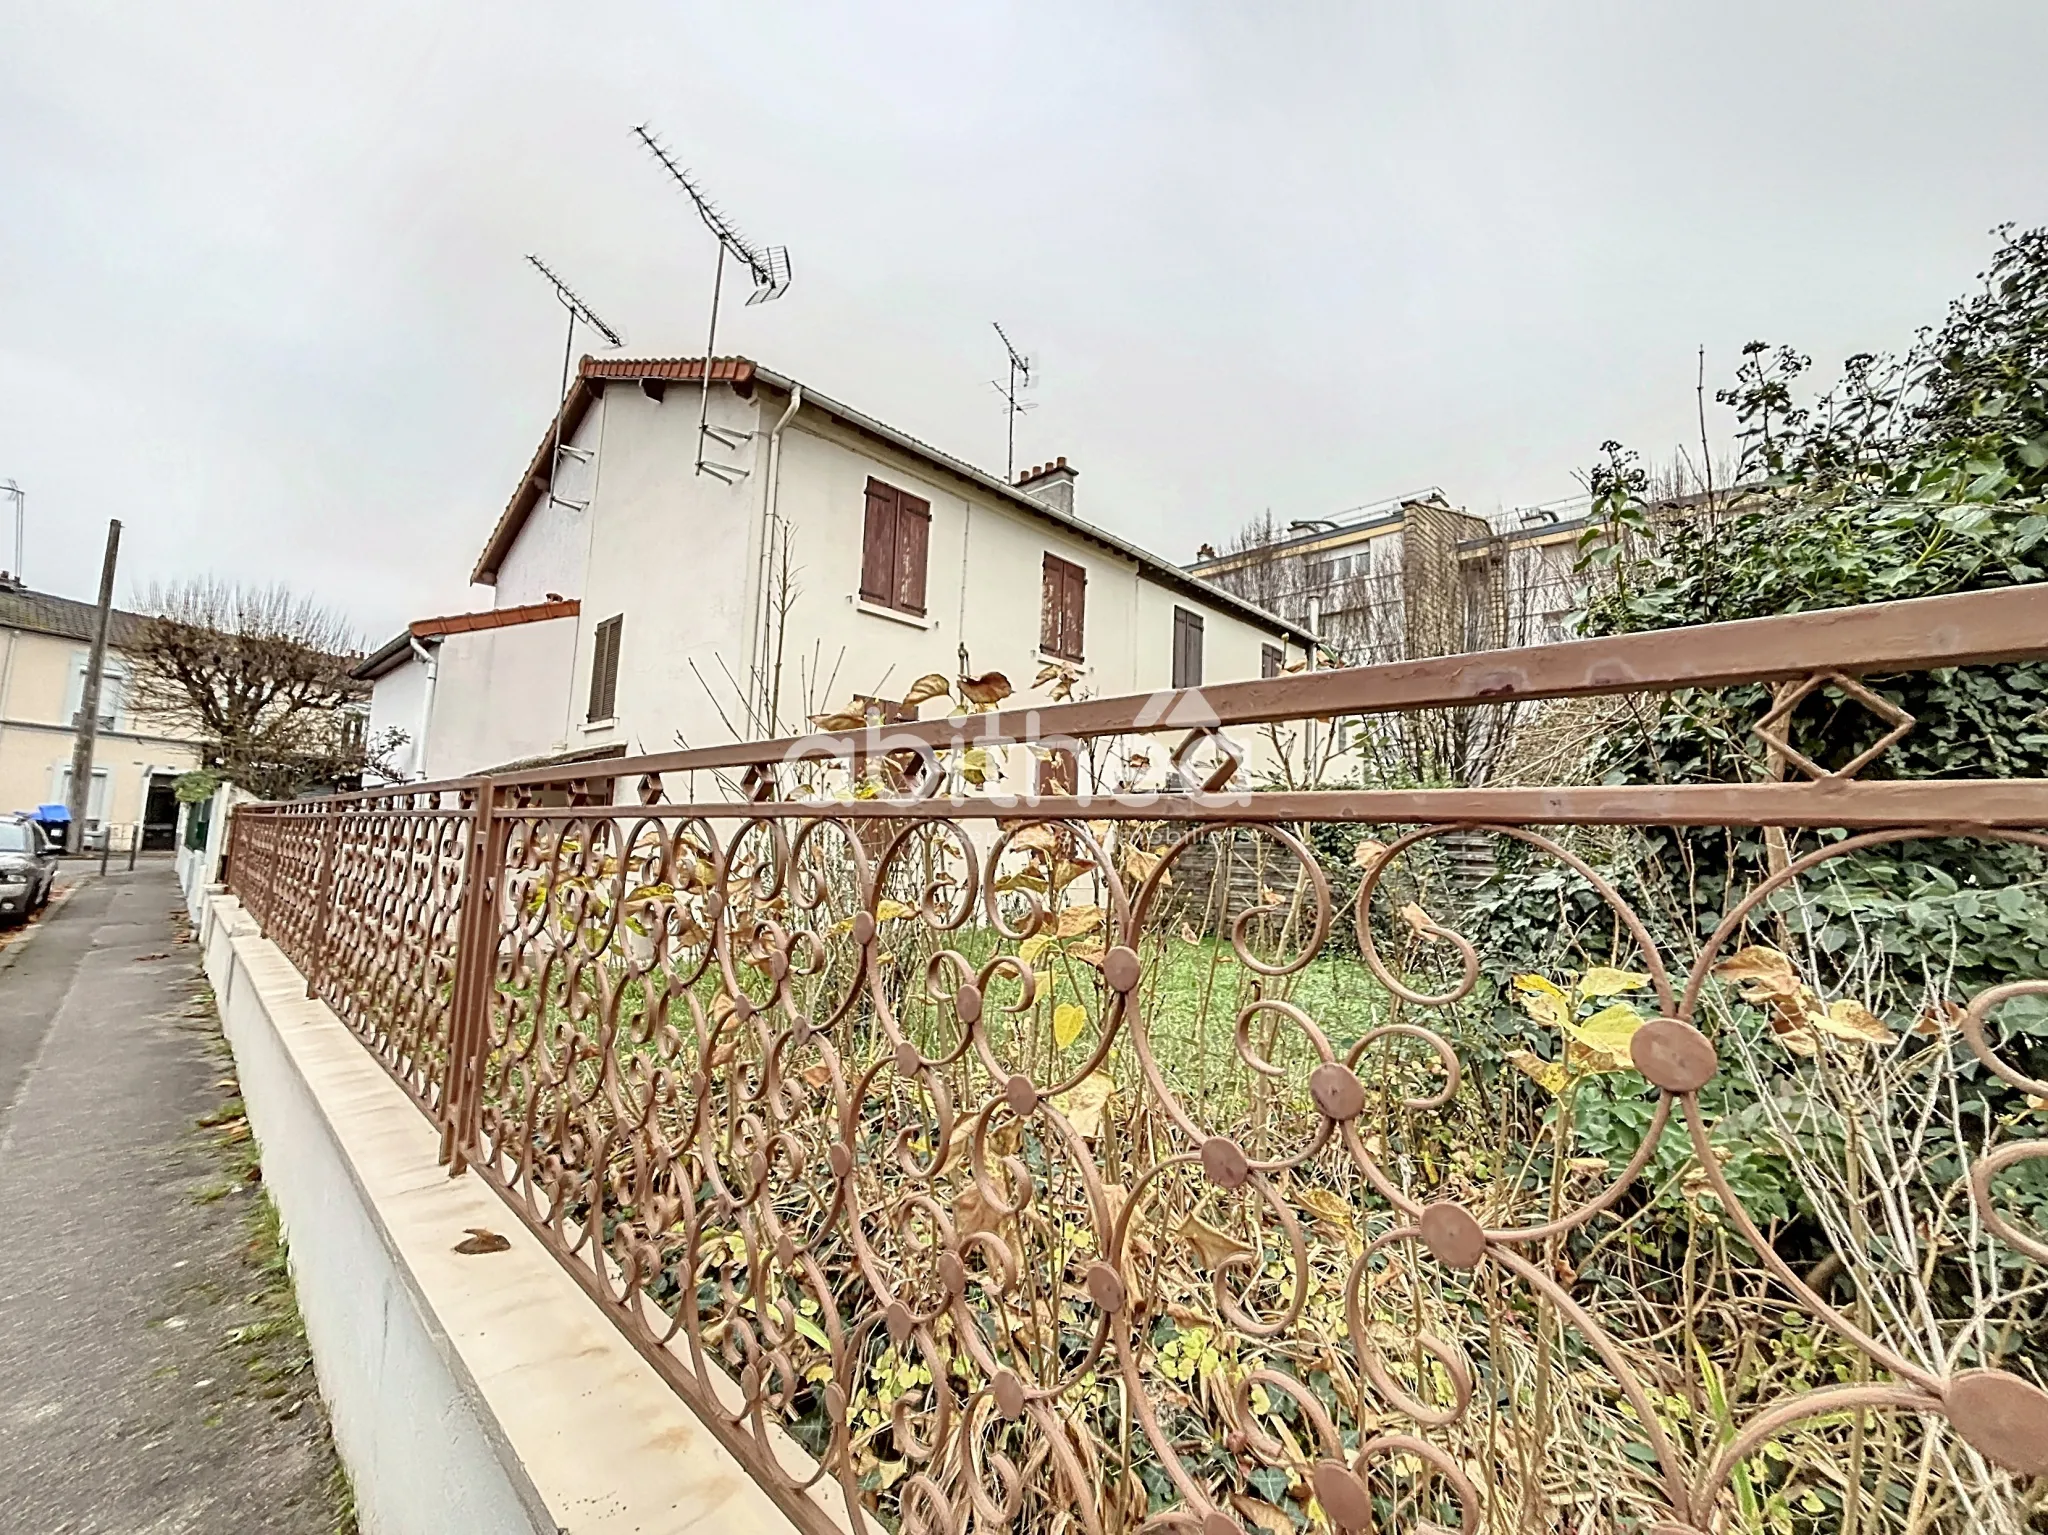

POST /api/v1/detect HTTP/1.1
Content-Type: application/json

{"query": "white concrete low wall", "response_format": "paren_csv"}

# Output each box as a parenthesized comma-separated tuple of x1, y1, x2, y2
(198, 894, 804, 1535)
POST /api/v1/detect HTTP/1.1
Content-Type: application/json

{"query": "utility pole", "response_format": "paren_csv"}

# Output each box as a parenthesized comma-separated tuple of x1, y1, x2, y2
(66, 519, 120, 854)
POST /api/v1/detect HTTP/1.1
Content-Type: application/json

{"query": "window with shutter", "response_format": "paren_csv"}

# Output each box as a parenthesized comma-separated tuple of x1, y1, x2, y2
(1040, 553, 1086, 660)
(859, 478, 932, 615)
(1038, 747, 1078, 797)
(1261, 644, 1283, 679)
(860, 481, 897, 604)
(588, 614, 623, 722)
(895, 492, 930, 615)
(1172, 607, 1204, 689)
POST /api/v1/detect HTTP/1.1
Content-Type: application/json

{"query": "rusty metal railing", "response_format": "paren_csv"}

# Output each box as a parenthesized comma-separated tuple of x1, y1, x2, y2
(226, 585, 2048, 1534)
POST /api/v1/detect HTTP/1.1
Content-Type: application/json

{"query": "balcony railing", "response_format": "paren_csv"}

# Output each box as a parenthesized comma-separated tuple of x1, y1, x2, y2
(226, 585, 2048, 1535)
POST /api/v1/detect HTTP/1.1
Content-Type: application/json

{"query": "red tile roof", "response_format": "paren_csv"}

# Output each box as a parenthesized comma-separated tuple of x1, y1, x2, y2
(410, 597, 579, 639)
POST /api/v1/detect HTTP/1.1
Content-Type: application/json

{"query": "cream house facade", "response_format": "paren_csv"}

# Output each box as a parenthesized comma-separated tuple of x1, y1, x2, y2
(363, 356, 1312, 787)
(0, 579, 204, 848)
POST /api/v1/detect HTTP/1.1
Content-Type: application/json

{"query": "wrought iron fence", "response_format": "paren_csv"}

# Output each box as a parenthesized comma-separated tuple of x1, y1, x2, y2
(226, 586, 2048, 1534)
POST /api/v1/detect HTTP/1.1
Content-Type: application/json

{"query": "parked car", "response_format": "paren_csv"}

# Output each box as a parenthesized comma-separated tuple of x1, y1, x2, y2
(0, 813, 59, 923)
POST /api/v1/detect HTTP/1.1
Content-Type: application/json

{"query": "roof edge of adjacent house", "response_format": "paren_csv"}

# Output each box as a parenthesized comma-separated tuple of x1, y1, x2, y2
(467, 356, 1315, 646)
(353, 597, 582, 681)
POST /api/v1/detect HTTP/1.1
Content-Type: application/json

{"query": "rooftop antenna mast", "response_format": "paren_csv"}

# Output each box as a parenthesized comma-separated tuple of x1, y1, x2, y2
(990, 322, 1035, 482)
(633, 122, 792, 482)
(527, 255, 625, 513)
(1, 480, 22, 581)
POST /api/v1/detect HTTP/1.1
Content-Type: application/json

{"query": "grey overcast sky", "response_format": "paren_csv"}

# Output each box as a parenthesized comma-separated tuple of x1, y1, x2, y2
(3, 2, 2044, 643)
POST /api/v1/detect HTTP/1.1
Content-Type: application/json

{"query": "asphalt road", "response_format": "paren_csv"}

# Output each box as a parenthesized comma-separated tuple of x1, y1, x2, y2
(0, 863, 343, 1533)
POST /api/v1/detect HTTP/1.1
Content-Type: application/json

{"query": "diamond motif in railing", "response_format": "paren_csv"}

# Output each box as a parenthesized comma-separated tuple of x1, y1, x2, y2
(1751, 668, 1916, 781)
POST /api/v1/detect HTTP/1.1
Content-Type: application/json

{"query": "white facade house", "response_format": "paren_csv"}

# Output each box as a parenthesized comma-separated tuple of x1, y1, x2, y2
(356, 599, 582, 782)
(362, 356, 1312, 787)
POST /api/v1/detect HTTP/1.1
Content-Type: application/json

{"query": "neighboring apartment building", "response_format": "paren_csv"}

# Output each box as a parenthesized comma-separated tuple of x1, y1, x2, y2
(0, 576, 204, 848)
(362, 355, 1312, 785)
(1186, 492, 1589, 668)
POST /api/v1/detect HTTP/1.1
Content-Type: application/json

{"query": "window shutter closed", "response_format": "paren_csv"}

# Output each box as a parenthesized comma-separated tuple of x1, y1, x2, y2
(1261, 644, 1283, 679)
(895, 493, 930, 614)
(1039, 747, 1078, 797)
(1063, 561, 1086, 659)
(860, 481, 897, 604)
(1040, 554, 1087, 660)
(588, 614, 623, 722)
(1172, 607, 1203, 689)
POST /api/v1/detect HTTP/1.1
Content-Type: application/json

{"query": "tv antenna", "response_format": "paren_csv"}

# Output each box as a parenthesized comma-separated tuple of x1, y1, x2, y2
(990, 323, 1036, 482)
(633, 122, 793, 481)
(1, 480, 22, 581)
(527, 255, 624, 514)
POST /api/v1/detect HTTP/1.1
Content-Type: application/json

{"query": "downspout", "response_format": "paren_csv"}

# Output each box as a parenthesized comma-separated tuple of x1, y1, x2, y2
(408, 635, 439, 782)
(754, 383, 802, 732)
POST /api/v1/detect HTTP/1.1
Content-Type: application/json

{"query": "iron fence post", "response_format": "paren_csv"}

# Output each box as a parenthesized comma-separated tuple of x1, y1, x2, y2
(303, 803, 342, 1000)
(441, 780, 500, 1176)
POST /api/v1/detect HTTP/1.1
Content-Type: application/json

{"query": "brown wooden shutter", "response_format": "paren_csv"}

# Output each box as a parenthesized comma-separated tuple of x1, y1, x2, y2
(1062, 560, 1086, 660)
(860, 480, 897, 604)
(1039, 554, 1087, 659)
(1039, 747, 1078, 796)
(895, 492, 930, 614)
(1172, 607, 1203, 689)
(1261, 643, 1283, 679)
(588, 614, 622, 721)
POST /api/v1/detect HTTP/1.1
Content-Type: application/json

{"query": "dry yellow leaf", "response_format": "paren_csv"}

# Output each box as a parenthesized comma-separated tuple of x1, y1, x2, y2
(1051, 1072, 1115, 1138)
(1507, 1048, 1570, 1096)
(958, 670, 1014, 709)
(1009, 824, 1059, 855)
(954, 1180, 1005, 1240)
(1018, 933, 1054, 964)
(1813, 998, 1896, 1046)
(1177, 1214, 1252, 1270)
(1228, 1493, 1294, 1535)
(1056, 904, 1103, 939)
(1049, 857, 1094, 891)
(1513, 974, 1572, 1031)
(1121, 845, 1170, 886)
(1577, 966, 1651, 999)
(1914, 998, 1964, 1037)
(1053, 1002, 1090, 1049)
(810, 707, 870, 733)
(1295, 1187, 1354, 1230)
(1398, 900, 1437, 932)
(1350, 837, 1391, 872)
(876, 899, 916, 923)
(1770, 1018, 1820, 1057)
(1571, 1002, 1647, 1071)
(1712, 944, 1801, 999)
(900, 672, 951, 707)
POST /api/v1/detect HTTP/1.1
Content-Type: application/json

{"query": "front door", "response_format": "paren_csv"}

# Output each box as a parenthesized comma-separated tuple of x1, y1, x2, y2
(141, 775, 179, 851)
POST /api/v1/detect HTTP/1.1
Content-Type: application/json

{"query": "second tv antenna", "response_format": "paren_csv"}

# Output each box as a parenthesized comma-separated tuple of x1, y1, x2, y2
(991, 322, 1035, 482)
(527, 255, 624, 514)
(634, 123, 793, 481)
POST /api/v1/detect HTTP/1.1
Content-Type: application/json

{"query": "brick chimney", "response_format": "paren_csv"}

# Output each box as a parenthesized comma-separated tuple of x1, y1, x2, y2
(1014, 456, 1078, 519)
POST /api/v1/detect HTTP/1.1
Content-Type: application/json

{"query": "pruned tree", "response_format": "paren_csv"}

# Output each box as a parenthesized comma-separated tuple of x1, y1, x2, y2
(128, 579, 402, 799)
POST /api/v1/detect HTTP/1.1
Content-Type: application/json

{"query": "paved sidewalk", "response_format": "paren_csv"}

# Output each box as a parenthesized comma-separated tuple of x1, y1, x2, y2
(0, 864, 345, 1533)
